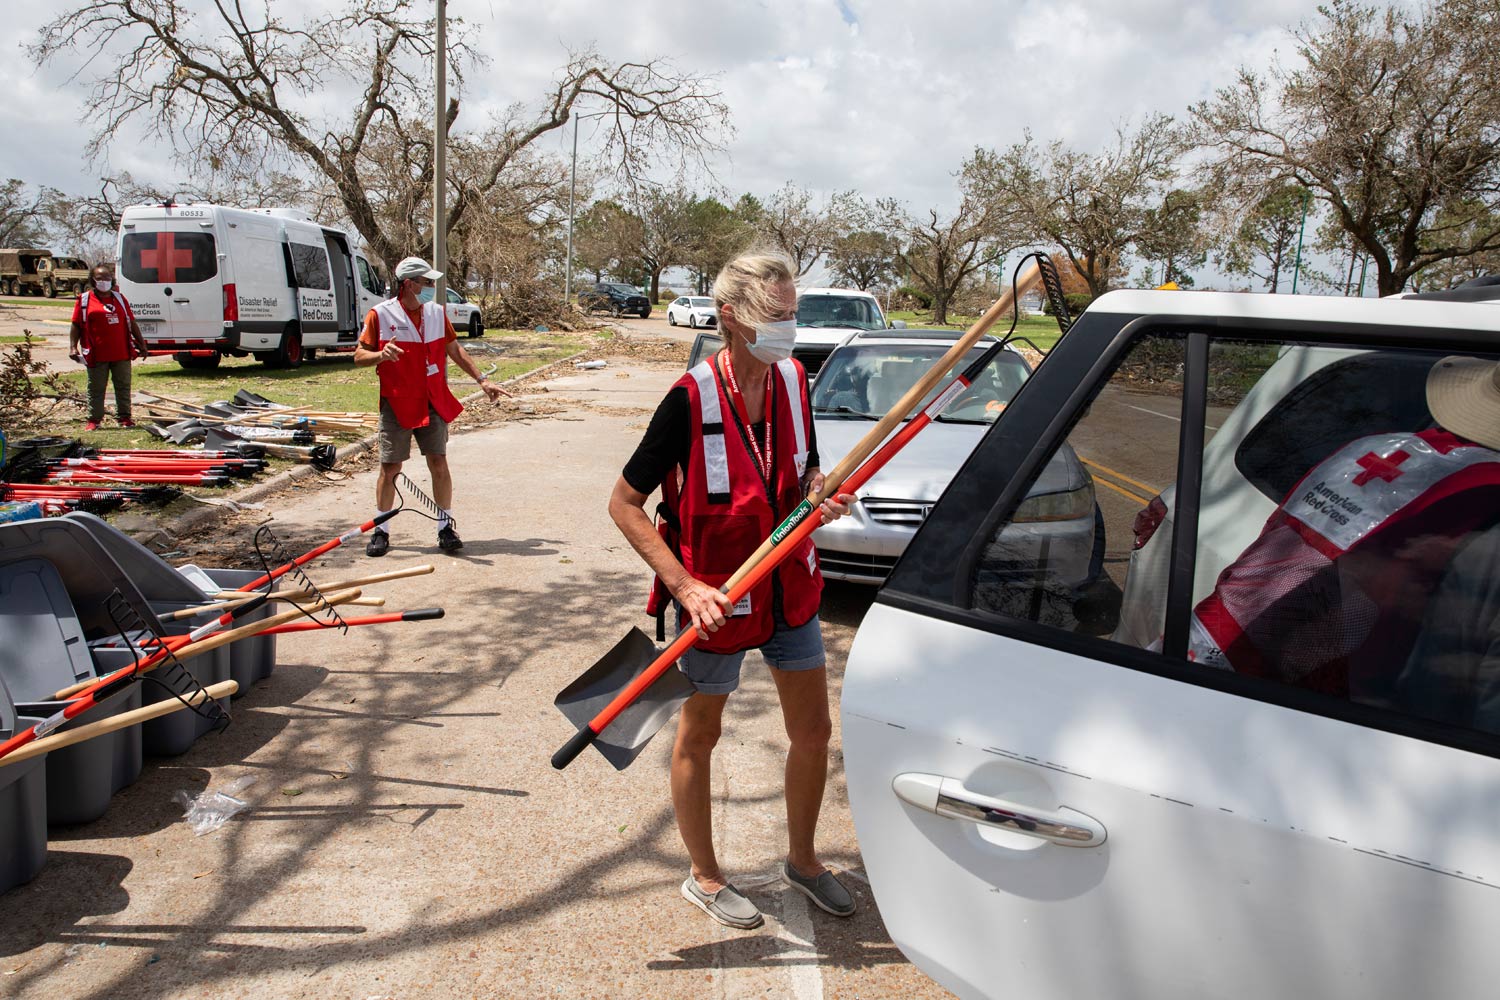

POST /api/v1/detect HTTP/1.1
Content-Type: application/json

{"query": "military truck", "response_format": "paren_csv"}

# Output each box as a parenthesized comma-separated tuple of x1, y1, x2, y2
(0, 249, 53, 297)
(37, 255, 92, 297)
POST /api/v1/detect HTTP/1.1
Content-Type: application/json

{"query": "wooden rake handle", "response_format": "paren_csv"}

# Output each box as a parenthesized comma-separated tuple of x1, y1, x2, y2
(1, 680, 240, 767)
(50, 588, 364, 700)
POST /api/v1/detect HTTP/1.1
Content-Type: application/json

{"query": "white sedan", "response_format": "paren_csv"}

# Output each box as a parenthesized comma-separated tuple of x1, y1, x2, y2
(666, 296, 718, 329)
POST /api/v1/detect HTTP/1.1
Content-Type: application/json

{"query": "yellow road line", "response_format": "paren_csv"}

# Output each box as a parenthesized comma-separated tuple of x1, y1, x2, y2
(1093, 476, 1151, 507)
(1080, 457, 1161, 497)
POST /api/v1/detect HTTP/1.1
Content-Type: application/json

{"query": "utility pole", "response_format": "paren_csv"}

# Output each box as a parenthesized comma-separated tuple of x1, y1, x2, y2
(564, 115, 578, 305)
(1290, 188, 1310, 294)
(433, 0, 448, 302)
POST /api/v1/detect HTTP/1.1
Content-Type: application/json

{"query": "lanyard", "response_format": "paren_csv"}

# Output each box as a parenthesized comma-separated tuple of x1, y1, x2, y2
(719, 350, 774, 485)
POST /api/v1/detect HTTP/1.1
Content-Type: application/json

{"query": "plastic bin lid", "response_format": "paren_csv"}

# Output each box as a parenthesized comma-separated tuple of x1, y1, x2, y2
(0, 516, 160, 642)
(63, 512, 205, 602)
(0, 558, 95, 702)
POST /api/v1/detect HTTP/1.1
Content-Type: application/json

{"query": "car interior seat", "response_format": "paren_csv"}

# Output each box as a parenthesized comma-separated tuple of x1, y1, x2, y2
(823, 368, 866, 413)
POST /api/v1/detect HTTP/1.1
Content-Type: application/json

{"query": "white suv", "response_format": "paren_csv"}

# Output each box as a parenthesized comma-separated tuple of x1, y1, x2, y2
(418, 286, 485, 338)
(793, 287, 901, 379)
(842, 287, 1500, 1000)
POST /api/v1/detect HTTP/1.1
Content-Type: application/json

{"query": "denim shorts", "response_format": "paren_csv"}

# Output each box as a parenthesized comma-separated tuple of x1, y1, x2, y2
(676, 613, 826, 695)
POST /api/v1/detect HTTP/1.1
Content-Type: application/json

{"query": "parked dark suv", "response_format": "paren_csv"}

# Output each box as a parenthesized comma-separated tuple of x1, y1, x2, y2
(579, 282, 651, 319)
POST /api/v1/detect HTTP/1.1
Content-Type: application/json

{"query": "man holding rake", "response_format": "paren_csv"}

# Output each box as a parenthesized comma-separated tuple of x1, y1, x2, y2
(353, 256, 508, 556)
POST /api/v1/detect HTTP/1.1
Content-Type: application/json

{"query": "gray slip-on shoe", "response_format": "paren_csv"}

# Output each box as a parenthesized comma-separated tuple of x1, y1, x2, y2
(781, 861, 856, 917)
(681, 877, 764, 929)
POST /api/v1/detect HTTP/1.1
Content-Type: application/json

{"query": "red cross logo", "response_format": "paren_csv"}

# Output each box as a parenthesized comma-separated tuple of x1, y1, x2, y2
(138, 233, 195, 283)
(1353, 449, 1410, 486)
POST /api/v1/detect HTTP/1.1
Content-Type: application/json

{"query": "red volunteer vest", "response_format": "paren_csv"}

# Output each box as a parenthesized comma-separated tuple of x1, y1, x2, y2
(75, 289, 135, 364)
(648, 353, 823, 655)
(371, 299, 463, 429)
(1188, 428, 1500, 697)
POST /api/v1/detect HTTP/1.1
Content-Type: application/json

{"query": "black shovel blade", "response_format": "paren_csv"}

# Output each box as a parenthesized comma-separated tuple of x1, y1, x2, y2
(163, 420, 207, 444)
(554, 627, 695, 771)
(233, 389, 275, 408)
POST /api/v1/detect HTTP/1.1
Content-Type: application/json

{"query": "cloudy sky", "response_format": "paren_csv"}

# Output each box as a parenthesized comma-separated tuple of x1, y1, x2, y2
(1, 0, 1329, 285)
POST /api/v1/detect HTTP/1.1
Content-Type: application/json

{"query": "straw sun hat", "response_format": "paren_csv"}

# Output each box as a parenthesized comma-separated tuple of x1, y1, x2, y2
(1427, 356, 1500, 451)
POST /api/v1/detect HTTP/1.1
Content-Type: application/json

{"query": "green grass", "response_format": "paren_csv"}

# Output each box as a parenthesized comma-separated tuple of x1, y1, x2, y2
(888, 311, 1068, 351)
(0, 334, 34, 344)
(45, 329, 590, 430)
(1, 296, 74, 309)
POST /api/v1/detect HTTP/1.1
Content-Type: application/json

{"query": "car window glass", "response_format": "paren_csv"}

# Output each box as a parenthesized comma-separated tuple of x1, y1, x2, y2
(120, 231, 218, 284)
(446, 289, 463, 304)
(796, 294, 884, 331)
(356, 257, 378, 294)
(690, 297, 714, 307)
(811, 344, 1027, 423)
(1189, 341, 1500, 740)
(288, 243, 330, 290)
(969, 334, 1185, 645)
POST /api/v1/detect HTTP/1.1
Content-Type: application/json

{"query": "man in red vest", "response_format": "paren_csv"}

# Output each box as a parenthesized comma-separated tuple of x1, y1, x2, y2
(610, 252, 856, 930)
(68, 263, 148, 431)
(353, 256, 508, 556)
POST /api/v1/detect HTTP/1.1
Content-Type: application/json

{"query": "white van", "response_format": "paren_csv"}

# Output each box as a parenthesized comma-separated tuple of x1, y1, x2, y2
(116, 202, 385, 370)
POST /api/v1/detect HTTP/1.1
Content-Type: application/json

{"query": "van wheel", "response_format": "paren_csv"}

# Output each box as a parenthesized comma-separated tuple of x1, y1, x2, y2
(44, 280, 56, 298)
(262, 327, 303, 368)
(468, 315, 482, 338)
(175, 351, 222, 371)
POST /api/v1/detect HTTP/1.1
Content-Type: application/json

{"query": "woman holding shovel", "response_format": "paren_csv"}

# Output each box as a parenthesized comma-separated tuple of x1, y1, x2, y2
(608, 251, 856, 930)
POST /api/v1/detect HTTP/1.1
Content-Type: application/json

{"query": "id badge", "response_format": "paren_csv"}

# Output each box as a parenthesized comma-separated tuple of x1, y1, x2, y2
(425, 362, 439, 377)
(730, 594, 752, 617)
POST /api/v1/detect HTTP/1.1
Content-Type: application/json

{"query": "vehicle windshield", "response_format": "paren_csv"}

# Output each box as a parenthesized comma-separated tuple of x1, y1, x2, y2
(796, 294, 885, 331)
(607, 283, 639, 295)
(690, 297, 714, 308)
(810, 343, 1029, 423)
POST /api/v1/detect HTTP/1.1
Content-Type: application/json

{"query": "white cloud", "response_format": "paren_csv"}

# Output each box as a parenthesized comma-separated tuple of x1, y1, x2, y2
(0, 0, 1338, 285)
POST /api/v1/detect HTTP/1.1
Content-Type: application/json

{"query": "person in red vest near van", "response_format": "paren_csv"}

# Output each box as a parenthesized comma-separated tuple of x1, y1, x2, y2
(68, 263, 148, 431)
(609, 252, 857, 930)
(353, 256, 508, 557)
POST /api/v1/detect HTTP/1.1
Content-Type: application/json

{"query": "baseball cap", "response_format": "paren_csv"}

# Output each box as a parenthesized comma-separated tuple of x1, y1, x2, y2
(395, 257, 443, 281)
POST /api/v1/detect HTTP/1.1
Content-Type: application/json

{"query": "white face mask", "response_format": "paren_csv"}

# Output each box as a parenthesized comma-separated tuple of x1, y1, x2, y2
(745, 319, 796, 364)
(94, 279, 112, 293)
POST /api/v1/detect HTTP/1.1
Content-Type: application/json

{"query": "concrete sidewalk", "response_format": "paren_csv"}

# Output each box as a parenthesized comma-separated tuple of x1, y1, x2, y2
(0, 356, 951, 999)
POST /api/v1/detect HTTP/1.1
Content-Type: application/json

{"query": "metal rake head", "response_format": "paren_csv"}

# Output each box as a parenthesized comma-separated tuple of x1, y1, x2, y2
(103, 591, 230, 731)
(253, 524, 349, 634)
(396, 472, 453, 532)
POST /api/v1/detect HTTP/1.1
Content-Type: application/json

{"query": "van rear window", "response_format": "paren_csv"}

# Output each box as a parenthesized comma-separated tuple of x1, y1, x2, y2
(121, 232, 217, 284)
(289, 243, 330, 290)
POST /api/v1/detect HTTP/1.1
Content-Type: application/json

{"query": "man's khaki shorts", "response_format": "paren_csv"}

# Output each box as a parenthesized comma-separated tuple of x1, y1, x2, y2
(377, 401, 449, 464)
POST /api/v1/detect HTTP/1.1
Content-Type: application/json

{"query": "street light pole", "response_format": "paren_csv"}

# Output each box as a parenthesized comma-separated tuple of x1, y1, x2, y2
(564, 115, 579, 304)
(433, 0, 447, 302)
(1290, 188, 1311, 294)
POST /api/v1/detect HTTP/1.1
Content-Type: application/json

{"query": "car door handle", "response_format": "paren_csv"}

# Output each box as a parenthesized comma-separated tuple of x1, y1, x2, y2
(893, 772, 1106, 848)
(173, 298, 191, 303)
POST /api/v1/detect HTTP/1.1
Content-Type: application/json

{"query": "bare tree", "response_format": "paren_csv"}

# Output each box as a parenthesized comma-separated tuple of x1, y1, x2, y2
(754, 183, 864, 277)
(967, 116, 1185, 297)
(32, 2, 731, 275)
(828, 229, 901, 290)
(1191, 0, 1500, 296)
(0, 180, 63, 248)
(882, 175, 1022, 324)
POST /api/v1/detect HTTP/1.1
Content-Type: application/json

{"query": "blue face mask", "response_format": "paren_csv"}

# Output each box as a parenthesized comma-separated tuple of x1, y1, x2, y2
(745, 319, 796, 364)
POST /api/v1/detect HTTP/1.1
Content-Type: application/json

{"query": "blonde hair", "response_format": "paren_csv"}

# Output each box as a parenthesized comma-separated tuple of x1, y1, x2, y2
(713, 251, 796, 333)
